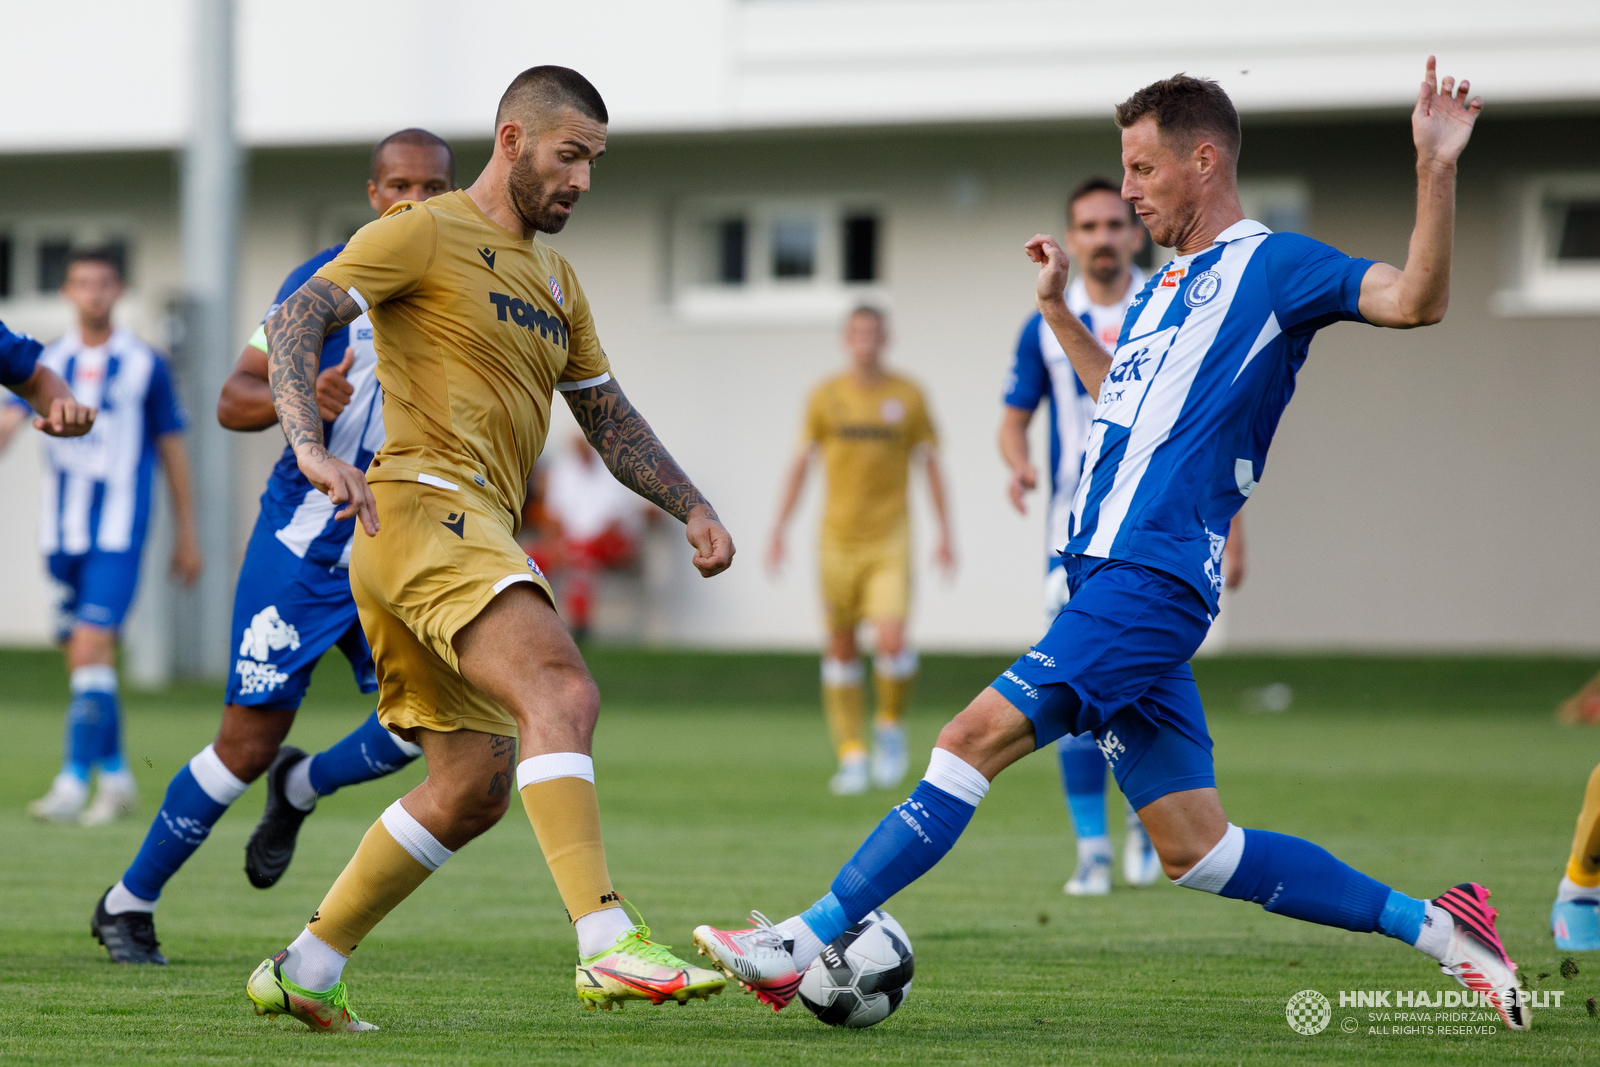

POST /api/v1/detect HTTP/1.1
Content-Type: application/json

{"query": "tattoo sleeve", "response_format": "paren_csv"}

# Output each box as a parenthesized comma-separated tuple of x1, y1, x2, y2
(264, 277, 363, 459)
(563, 379, 718, 524)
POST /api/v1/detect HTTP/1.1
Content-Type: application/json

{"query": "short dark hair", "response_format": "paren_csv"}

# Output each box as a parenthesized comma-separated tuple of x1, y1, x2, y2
(1115, 74, 1240, 161)
(65, 246, 125, 282)
(370, 128, 455, 185)
(495, 66, 608, 131)
(1067, 176, 1135, 225)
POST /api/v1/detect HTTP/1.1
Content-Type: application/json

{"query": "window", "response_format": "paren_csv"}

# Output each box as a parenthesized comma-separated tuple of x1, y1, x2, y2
(1495, 176, 1600, 316)
(672, 199, 883, 321)
(0, 219, 133, 304)
(37, 239, 72, 293)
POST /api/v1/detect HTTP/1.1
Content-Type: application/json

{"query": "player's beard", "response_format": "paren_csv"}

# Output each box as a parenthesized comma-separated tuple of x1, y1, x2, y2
(1084, 247, 1123, 286)
(507, 155, 579, 234)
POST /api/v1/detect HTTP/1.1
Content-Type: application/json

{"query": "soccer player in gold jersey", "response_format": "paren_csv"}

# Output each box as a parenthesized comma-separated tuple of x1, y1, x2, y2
(244, 66, 733, 1030)
(769, 307, 954, 796)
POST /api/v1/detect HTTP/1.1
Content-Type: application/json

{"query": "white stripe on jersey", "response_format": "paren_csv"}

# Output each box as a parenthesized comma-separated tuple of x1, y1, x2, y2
(1075, 234, 1268, 557)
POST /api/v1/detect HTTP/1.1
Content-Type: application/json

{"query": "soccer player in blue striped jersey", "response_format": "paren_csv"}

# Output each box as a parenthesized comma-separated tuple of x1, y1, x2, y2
(2, 250, 201, 828)
(696, 60, 1532, 1032)
(89, 130, 454, 965)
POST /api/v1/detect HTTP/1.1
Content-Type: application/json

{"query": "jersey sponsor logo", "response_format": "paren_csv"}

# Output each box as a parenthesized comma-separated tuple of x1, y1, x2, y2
(1024, 649, 1057, 668)
(440, 511, 466, 539)
(549, 276, 564, 306)
(356, 327, 373, 341)
(879, 397, 906, 424)
(488, 291, 570, 349)
(1001, 669, 1039, 701)
(1097, 327, 1177, 428)
(1184, 269, 1223, 308)
(833, 424, 896, 441)
(1159, 266, 1187, 288)
(478, 247, 497, 270)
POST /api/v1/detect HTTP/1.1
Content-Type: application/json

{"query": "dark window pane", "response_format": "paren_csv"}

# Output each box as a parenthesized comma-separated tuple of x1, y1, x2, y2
(716, 217, 746, 284)
(0, 235, 11, 299)
(772, 217, 815, 279)
(843, 214, 878, 283)
(38, 240, 71, 292)
(101, 239, 130, 284)
(1557, 202, 1600, 261)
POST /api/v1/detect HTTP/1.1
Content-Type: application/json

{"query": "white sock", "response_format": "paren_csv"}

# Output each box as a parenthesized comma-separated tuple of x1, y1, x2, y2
(1076, 835, 1112, 865)
(1413, 901, 1453, 962)
(189, 744, 249, 805)
(282, 928, 349, 992)
(1172, 823, 1246, 893)
(98, 768, 136, 789)
(575, 906, 634, 958)
(922, 748, 990, 806)
(104, 879, 156, 915)
(1557, 875, 1600, 904)
(284, 756, 318, 812)
(776, 915, 826, 973)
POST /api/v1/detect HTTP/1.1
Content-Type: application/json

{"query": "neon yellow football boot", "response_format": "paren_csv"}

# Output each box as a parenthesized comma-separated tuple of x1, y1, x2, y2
(575, 910, 725, 1011)
(247, 950, 378, 1032)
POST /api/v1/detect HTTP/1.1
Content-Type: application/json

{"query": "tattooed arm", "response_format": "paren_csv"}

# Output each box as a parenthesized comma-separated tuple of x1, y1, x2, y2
(264, 277, 379, 534)
(563, 377, 734, 577)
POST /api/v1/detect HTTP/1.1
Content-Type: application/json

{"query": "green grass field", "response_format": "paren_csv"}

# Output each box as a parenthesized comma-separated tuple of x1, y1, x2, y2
(4, 647, 1600, 1064)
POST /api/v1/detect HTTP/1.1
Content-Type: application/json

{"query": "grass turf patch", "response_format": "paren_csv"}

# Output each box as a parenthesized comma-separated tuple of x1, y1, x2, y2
(1, 648, 1598, 1064)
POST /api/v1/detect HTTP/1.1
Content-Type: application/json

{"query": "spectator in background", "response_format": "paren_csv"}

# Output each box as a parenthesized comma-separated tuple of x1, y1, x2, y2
(0, 248, 201, 826)
(531, 433, 650, 640)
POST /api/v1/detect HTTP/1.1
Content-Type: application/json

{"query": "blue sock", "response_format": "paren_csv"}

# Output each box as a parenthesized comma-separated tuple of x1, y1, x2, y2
(306, 712, 418, 796)
(1377, 890, 1428, 945)
(64, 665, 121, 780)
(121, 747, 247, 902)
(1058, 738, 1108, 839)
(92, 690, 124, 773)
(1219, 830, 1391, 932)
(804, 780, 977, 943)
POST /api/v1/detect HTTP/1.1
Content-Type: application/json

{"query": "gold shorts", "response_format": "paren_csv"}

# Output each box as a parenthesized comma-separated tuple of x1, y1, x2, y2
(352, 479, 554, 739)
(819, 534, 911, 632)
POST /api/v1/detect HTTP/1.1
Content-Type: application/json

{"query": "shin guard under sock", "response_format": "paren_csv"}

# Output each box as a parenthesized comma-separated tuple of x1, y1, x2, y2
(517, 754, 618, 923)
(1175, 824, 1389, 932)
(307, 801, 449, 954)
(121, 744, 248, 902)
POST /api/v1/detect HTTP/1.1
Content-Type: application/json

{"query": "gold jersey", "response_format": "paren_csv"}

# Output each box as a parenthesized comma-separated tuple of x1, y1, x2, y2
(315, 190, 611, 528)
(803, 372, 937, 545)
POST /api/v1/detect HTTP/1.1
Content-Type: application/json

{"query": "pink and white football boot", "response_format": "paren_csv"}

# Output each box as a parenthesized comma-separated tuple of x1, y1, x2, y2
(691, 911, 802, 1012)
(1433, 883, 1530, 1031)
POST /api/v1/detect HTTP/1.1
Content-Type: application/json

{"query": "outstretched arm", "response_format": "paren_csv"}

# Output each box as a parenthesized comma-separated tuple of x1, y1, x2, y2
(766, 448, 813, 575)
(9, 365, 95, 439)
(1024, 235, 1113, 395)
(563, 377, 734, 577)
(1358, 57, 1482, 329)
(264, 277, 378, 534)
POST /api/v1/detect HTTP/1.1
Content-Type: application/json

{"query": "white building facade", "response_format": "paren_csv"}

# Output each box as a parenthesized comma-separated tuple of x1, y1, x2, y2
(2, 0, 1599, 660)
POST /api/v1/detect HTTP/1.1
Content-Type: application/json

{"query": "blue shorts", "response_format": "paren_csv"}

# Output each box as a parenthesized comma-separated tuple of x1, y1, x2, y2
(227, 518, 376, 709)
(49, 549, 144, 638)
(991, 556, 1216, 810)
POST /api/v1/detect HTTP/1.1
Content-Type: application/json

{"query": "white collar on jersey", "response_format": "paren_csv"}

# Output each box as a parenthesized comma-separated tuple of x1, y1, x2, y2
(63, 325, 137, 354)
(1214, 218, 1272, 244)
(1066, 264, 1147, 316)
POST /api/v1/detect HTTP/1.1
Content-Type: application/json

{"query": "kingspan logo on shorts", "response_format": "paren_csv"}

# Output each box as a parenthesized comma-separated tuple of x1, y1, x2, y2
(236, 605, 300, 696)
(1095, 730, 1127, 763)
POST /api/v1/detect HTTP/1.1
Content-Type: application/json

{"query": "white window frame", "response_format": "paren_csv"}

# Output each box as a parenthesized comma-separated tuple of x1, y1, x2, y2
(1493, 173, 1600, 317)
(0, 214, 140, 339)
(670, 196, 885, 324)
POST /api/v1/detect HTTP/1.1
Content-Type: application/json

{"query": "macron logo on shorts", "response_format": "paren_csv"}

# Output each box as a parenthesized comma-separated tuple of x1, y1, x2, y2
(441, 512, 466, 539)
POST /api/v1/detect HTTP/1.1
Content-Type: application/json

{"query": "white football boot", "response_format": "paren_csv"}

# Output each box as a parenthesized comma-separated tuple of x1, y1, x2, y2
(870, 722, 908, 789)
(1064, 843, 1113, 897)
(1433, 883, 1530, 1031)
(1123, 813, 1163, 887)
(692, 911, 802, 1012)
(829, 752, 869, 796)
(28, 773, 88, 822)
(80, 771, 139, 826)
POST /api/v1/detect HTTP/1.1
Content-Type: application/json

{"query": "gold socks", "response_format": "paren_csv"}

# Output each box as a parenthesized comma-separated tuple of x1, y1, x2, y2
(518, 756, 618, 923)
(821, 658, 866, 761)
(1567, 762, 1600, 888)
(873, 649, 918, 728)
(305, 801, 449, 955)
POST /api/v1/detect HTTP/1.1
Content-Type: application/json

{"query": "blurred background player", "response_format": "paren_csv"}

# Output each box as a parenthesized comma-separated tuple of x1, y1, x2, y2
(0, 249, 200, 826)
(769, 306, 955, 795)
(1001, 178, 1244, 896)
(1552, 762, 1600, 951)
(533, 433, 650, 640)
(87, 130, 453, 964)
(0, 320, 96, 436)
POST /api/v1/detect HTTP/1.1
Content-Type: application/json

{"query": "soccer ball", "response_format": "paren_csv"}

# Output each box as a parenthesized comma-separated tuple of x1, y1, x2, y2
(797, 909, 914, 1028)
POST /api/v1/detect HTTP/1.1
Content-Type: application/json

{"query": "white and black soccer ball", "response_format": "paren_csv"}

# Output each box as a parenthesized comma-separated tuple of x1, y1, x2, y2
(797, 909, 914, 1028)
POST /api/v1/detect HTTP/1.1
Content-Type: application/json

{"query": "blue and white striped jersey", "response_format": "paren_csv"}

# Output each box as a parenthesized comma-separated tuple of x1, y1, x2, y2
(0, 320, 43, 386)
(29, 328, 186, 556)
(253, 246, 384, 570)
(1067, 220, 1373, 610)
(1005, 267, 1144, 554)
